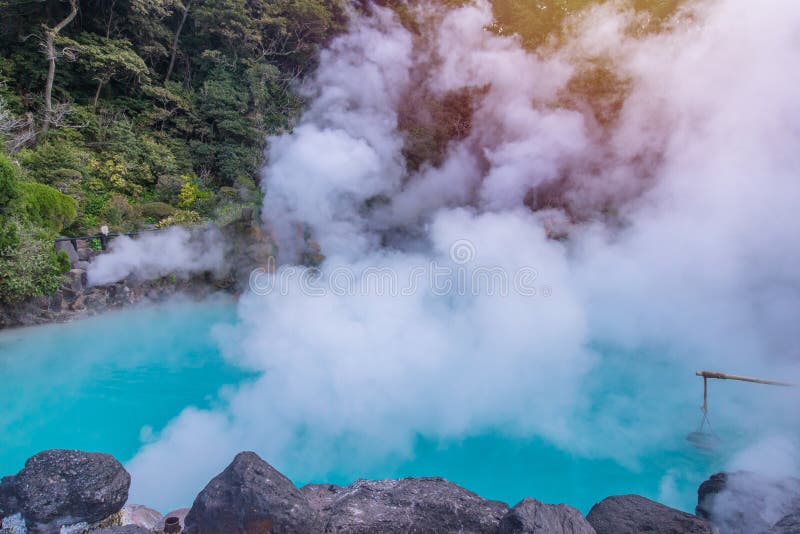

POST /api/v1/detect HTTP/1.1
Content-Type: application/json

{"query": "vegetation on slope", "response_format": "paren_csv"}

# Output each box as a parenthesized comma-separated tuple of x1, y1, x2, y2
(0, 0, 343, 302)
(0, 0, 682, 303)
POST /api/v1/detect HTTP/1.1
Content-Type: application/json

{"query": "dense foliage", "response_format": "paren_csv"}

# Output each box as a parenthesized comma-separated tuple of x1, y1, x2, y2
(0, 0, 343, 302)
(0, 0, 680, 303)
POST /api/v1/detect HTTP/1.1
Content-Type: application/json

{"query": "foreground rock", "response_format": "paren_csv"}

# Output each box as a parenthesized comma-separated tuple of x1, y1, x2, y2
(183, 451, 317, 534)
(0, 449, 130, 533)
(17, 448, 793, 534)
(305, 477, 508, 533)
(498, 498, 596, 534)
(93, 526, 152, 534)
(586, 494, 713, 534)
(697, 471, 800, 534)
(119, 504, 163, 531)
(764, 512, 800, 534)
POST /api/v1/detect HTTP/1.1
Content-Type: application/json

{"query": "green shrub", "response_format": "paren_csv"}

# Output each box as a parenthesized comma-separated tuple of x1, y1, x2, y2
(215, 202, 250, 227)
(102, 193, 143, 231)
(0, 153, 20, 211)
(0, 220, 19, 251)
(217, 186, 239, 201)
(156, 174, 184, 203)
(56, 250, 72, 273)
(141, 201, 177, 220)
(51, 168, 84, 184)
(0, 224, 66, 303)
(19, 142, 87, 185)
(17, 181, 78, 233)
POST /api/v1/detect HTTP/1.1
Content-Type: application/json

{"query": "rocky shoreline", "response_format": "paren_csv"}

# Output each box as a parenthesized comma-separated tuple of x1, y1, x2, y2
(0, 268, 233, 330)
(2, 449, 799, 534)
(0, 218, 272, 330)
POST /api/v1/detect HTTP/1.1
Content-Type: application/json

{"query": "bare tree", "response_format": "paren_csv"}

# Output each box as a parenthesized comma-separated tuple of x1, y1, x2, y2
(0, 97, 35, 152)
(0, 97, 22, 135)
(165, 0, 192, 84)
(42, 0, 79, 136)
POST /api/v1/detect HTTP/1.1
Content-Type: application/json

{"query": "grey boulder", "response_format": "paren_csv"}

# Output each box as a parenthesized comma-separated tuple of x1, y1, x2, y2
(306, 477, 509, 533)
(0, 449, 130, 533)
(183, 451, 317, 534)
(587, 494, 712, 534)
(498, 498, 596, 534)
(55, 241, 79, 266)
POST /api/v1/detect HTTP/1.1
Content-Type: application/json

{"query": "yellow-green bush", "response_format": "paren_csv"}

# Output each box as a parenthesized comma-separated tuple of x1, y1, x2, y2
(156, 210, 202, 228)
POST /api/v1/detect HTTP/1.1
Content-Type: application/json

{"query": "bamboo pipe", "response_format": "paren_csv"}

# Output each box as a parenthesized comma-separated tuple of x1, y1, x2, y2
(696, 370, 798, 387)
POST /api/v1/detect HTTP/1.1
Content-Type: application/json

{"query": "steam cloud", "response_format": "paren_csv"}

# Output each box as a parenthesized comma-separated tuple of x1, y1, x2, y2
(87, 226, 226, 286)
(126, 0, 800, 512)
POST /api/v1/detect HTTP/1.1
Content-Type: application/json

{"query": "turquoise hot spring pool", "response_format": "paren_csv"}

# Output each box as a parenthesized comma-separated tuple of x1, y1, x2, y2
(0, 298, 732, 513)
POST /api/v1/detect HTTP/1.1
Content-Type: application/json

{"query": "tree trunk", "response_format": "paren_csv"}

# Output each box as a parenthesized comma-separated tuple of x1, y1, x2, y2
(93, 80, 104, 111)
(42, 0, 79, 137)
(106, 0, 117, 38)
(165, 0, 192, 84)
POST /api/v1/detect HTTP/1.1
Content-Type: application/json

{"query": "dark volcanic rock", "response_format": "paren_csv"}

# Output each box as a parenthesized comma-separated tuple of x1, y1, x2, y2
(0, 475, 20, 517)
(314, 477, 509, 533)
(498, 498, 596, 534)
(764, 512, 800, 534)
(697, 471, 800, 534)
(587, 494, 712, 534)
(0, 449, 130, 533)
(183, 451, 317, 534)
(300, 483, 342, 518)
(696, 471, 727, 514)
(93, 526, 152, 534)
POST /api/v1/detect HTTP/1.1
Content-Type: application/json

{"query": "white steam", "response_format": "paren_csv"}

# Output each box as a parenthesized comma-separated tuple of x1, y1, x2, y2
(705, 437, 800, 533)
(127, 0, 800, 512)
(87, 226, 226, 286)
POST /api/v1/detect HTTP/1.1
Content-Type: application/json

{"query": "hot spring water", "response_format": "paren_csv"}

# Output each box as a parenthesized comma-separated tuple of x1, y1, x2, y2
(0, 299, 247, 476)
(0, 299, 732, 513)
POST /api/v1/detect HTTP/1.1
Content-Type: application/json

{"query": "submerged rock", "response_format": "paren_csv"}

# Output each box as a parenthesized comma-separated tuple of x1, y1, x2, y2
(697, 471, 800, 534)
(0, 449, 130, 533)
(183, 451, 317, 534)
(586, 494, 712, 534)
(498, 498, 596, 534)
(309, 477, 508, 533)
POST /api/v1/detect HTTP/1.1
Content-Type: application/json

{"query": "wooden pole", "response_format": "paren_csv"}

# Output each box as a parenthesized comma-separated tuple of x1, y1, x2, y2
(696, 370, 798, 387)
